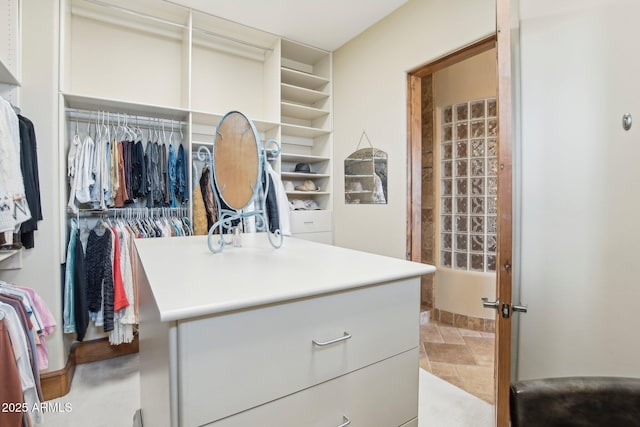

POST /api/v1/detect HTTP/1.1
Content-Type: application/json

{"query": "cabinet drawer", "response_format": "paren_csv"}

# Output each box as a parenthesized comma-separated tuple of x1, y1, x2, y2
(177, 278, 420, 426)
(290, 209, 332, 233)
(209, 348, 419, 427)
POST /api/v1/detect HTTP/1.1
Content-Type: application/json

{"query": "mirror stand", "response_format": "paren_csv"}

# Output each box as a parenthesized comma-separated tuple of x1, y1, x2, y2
(197, 133, 283, 254)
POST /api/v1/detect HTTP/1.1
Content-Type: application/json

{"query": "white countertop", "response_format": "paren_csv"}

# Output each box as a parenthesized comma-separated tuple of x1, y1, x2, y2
(134, 234, 435, 322)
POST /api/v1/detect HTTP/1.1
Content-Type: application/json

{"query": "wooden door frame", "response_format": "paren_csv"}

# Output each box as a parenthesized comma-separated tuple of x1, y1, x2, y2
(494, 0, 514, 424)
(406, 34, 497, 262)
(406, 11, 513, 424)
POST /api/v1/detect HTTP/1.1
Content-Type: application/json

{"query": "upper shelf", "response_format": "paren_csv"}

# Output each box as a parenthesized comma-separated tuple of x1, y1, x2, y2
(63, 93, 189, 120)
(0, 59, 20, 86)
(281, 67, 329, 91)
(191, 110, 280, 133)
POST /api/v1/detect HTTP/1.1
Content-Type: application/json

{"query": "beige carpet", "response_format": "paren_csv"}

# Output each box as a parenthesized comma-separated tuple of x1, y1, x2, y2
(419, 368, 493, 427)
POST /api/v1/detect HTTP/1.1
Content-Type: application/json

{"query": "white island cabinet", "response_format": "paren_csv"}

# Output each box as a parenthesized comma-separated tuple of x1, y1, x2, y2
(134, 235, 435, 427)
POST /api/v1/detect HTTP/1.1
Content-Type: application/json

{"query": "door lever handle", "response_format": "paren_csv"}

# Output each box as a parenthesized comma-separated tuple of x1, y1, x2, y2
(513, 304, 528, 313)
(481, 297, 500, 309)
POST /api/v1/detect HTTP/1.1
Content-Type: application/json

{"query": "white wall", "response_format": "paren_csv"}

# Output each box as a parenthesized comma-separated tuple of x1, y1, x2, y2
(433, 49, 497, 319)
(516, 0, 640, 379)
(1, 0, 65, 371)
(333, 0, 496, 258)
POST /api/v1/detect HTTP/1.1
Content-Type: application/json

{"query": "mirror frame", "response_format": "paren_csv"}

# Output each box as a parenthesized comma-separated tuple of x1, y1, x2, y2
(212, 111, 262, 211)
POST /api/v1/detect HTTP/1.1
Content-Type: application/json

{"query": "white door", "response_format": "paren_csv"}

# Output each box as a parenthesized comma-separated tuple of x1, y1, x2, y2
(516, 0, 640, 379)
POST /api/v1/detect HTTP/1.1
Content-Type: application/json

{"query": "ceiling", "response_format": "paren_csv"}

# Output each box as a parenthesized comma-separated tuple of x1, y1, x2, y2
(165, 0, 408, 51)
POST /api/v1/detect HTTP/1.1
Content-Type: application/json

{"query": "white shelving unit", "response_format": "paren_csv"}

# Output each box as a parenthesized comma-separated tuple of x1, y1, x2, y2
(0, 0, 23, 270)
(0, 0, 21, 105)
(60, 0, 333, 244)
(280, 39, 333, 243)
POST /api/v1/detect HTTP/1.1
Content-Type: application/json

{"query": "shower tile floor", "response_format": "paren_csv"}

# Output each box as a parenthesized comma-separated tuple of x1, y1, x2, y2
(419, 320, 495, 404)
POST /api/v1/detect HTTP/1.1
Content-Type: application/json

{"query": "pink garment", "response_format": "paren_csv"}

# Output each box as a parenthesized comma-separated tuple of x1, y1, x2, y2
(15, 286, 56, 370)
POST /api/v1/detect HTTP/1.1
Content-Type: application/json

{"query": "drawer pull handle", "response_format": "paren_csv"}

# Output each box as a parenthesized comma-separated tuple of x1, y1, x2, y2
(338, 415, 351, 427)
(312, 332, 352, 347)
(303, 221, 314, 224)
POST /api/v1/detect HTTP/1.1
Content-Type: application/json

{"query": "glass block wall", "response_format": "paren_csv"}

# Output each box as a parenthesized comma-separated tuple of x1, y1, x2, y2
(440, 98, 497, 272)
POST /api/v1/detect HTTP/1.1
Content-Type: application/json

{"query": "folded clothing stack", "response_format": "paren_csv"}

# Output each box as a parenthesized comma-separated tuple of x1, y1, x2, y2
(289, 199, 321, 210)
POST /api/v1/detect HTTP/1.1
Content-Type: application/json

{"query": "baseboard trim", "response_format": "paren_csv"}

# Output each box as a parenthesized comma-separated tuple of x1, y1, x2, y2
(40, 336, 139, 401)
(432, 308, 496, 333)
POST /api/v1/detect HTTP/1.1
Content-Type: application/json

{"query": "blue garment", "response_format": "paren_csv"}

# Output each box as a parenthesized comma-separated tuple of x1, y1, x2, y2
(177, 144, 187, 202)
(63, 219, 78, 334)
(168, 144, 178, 207)
(104, 140, 111, 205)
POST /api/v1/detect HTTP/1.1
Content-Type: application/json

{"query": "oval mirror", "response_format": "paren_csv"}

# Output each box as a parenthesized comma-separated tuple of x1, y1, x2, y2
(213, 111, 261, 210)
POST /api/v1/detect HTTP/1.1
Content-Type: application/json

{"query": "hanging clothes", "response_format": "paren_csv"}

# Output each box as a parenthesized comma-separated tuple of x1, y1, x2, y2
(75, 134, 95, 204)
(109, 136, 119, 207)
(0, 283, 53, 425)
(114, 141, 128, 207)
(168, 144, 177, 207)
(0, 303, 42, 424)
(89, 122, 104, 209)
(177, 144, 187, 203)
(0, 316, 24, 427)
(0, 97, 32, 232)
(193, 180, 208, 235)
(199, 164, 218, 231)
(86, 225, 114, 332)
(17, 114, 43, 248)
(63, 219, 91, 341)
(162, 143, 170, 206)
(266, 162, 291, 236)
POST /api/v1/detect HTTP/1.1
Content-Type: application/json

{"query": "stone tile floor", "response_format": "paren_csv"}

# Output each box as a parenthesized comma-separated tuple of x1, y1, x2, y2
(419, 320, 495, 404)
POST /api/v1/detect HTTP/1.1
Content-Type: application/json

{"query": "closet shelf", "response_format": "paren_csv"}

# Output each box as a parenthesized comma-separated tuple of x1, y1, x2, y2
(281, 83, 329, 105)
(191, 110, 280, 133)
(0, 59, 20, 86)
(281, 102, 329, 121)
(281, 123, 330, 138)
(286, 191, 330, 196)
(282, 39, 328, 64)
(0, 249, 22, 270)
(281, 67, 329, 91)
(63, 93, 189, 121)
(280, 153, 330, 164)
(281, 172, 330, 179)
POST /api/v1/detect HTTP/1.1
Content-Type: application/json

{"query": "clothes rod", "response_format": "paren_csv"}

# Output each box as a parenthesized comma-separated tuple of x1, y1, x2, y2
(192, 27, 274, 52)
(69, 207, 189, 217)
(84, 0, 273, 52)
(66, 110, 187, 128)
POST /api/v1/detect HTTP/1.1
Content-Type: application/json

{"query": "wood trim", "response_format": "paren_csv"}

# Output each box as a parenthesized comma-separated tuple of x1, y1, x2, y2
(407, 30, 506, 427)
(74, 335, 139, 365)
(407, 74, 422, 262)
(408, 35, 496, 78)
(406, 34, 497, 262)
(496, 0, 514, 425)
(40, 336, 139, 401)
(40, 353, 76, 402)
